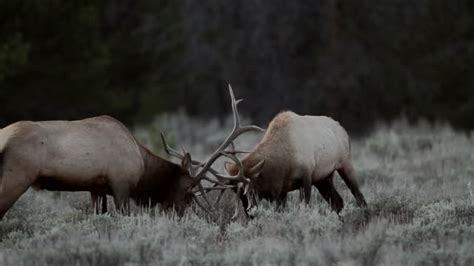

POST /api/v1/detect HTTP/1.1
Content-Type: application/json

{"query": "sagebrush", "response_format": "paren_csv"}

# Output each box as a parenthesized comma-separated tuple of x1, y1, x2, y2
(1, 115, 473, 265)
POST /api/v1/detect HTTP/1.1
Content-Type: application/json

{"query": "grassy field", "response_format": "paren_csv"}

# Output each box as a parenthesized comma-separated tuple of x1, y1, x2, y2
(1, 115, 473, 265)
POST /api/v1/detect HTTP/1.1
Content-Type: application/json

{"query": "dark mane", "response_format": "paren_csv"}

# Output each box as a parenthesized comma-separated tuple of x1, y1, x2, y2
(132, 144, 184, 208)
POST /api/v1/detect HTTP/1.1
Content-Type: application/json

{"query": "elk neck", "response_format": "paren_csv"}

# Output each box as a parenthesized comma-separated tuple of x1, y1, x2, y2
(132, 144, 184, 206)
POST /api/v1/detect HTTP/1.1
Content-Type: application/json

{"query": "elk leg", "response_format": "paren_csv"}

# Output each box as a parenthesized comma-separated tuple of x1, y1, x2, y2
(113, 195, 130, 215)
(314, 174, 344, 213)
(0, 172, 33, 219)
(111, 185, 131, 215)
(302, 177, 312, 204)
(113, 196, 130, 215)
(276, 192, 288, 211)
(91, 193, 99, 214)
(298, 187, 304, 202)
(100, 194, 107, 214)
(338, 163, 367, 207)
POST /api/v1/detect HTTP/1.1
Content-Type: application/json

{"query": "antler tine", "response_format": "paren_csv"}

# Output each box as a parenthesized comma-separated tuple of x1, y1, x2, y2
(222, 141, 251, 154)
(193, 182, 234, 198)
(206, 152, 249, 185)
(192, 195, 212, 214)
(230, 86, 265, 133)
(161, 132, 230, 187)
(201, 185, 237, 191)
(201, 175, 225, 186)
(231, 182, 244, 220)
(251, 191, 259, 209)
(213, 189, 227, 208)
(223, 149, 252, 154)
(219, 152, 248, 182)
(228, 84, 241, 129)
(161, 132, 185, 160)
(161, 132, 208, 166)
(192, 86, 264, 180)
(190, 181, 216, 212)
(161, 133, 231, 188)
(196, 181, 214, 211)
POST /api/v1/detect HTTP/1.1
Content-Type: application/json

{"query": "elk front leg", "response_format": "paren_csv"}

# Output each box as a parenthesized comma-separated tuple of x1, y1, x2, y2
(0, 171, 34, 219)
(302, 176, 312, 205)
(110, 179, 131, 215)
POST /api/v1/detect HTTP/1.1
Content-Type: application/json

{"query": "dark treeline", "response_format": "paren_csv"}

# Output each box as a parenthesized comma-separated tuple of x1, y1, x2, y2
(1, 0, 473, 134)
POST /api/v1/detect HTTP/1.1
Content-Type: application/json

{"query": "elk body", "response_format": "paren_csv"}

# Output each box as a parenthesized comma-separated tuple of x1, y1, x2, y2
(225, 111, 367, 213)
(0, 115, 198, 219)
(0, 86, 260, 219)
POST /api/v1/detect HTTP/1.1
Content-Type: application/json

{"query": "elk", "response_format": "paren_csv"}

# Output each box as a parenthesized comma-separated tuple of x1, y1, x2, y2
(224, 111, 367, 215)
(0, 86, 259, 219)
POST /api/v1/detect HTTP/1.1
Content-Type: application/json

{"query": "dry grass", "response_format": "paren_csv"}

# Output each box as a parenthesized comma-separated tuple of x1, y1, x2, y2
(1, 115, 473, 265)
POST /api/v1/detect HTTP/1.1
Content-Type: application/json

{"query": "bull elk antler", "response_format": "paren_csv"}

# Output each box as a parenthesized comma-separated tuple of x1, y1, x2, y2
(161, 85, 264, 216)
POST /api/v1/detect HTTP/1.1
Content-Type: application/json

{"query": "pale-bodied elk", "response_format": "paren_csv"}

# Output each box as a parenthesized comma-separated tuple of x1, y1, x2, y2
(0, 86, 260, 219)
(224, 111, 368, 215)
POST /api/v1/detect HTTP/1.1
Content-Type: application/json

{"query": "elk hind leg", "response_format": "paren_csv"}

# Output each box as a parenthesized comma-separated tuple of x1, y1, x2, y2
(314, 173, 344, 213)
(338, 163, 367, 207)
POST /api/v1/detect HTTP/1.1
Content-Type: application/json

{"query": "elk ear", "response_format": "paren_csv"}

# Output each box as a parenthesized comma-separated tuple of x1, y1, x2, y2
(181, 153, 192, 174)
(249, 159, 265, 178)
(224, 161, 236, 173)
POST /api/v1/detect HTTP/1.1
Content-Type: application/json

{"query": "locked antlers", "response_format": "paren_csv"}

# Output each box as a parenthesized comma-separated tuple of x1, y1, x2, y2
(161, 85, 264, 214)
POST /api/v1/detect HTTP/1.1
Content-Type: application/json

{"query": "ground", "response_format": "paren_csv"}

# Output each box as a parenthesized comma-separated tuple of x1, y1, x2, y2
(0, 115, 473, 265)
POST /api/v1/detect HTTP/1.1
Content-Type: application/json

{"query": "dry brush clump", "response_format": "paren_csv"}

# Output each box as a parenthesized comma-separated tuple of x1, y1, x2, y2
(0, 114, 473, 265)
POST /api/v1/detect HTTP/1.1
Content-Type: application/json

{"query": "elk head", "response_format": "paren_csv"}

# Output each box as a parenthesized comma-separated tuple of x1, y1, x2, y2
(224, 158, 265, 217)
(161, 85, 264, 218)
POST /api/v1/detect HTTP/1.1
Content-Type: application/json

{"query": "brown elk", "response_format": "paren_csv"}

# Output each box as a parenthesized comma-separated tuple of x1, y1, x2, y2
(0, 86, 259, 219)
(224, 111, 367, 215)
